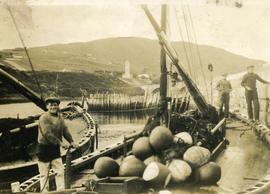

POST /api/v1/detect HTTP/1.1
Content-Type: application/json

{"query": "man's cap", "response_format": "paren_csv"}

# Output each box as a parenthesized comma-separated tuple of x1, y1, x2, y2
(247, 65, 254, 69)
(45, 97, 60, 105)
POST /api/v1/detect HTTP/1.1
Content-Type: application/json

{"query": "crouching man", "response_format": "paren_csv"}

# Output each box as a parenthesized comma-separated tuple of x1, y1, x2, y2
(37, 97, 78, 192)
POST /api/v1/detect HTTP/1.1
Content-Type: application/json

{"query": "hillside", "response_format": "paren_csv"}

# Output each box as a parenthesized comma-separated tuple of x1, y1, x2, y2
(1, 37, 264, 77)
(0, 66, 144, 103)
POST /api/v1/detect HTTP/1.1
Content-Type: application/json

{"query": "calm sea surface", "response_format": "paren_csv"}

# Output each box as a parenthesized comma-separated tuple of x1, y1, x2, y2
(0, 102, 149, 136)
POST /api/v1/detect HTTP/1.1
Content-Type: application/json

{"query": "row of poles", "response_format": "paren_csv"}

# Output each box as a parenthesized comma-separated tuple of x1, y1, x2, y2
(84, 91, 188, 113)
(85, 93, 159, 113)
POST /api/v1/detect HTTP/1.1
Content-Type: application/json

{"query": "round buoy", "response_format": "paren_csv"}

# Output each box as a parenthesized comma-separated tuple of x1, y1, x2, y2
(132, 137, 153, 160)
(149, 126, 173, 152)
(183, 146, 211, 168)
(173, 132, 193, 145)
(122, 155, 136, 161)
(143, 162, 171, 188)
(168, 159, 192, 183)
(94, 157, 119, 178)
(195, 162, 221, 185)
(144, 155, 161, 166)
(119, 156, 146, 177)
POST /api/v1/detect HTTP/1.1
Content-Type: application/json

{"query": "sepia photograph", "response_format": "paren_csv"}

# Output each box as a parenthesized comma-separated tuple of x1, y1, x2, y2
(0, 0, 270, 193)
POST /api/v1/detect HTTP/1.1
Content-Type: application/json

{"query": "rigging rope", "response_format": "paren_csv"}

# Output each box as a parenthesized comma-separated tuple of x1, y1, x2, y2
(186, 3, 210, 101)
(174, 2, 210, 101)
(173, 6, 194, 82)
(181, 5, 199, 82)
(7, 5, 44, 100)
(180, 5, 202, 84)
(179, 5, 196, 80)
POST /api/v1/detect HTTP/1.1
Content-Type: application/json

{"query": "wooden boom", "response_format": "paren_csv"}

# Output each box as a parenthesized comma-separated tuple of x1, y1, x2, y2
(0, 68, 47, 111)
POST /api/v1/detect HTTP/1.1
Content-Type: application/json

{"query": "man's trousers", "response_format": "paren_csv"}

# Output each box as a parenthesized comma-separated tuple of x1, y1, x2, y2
(219, 92, 230, 118)
(245, 89, 260, 120)
(38, 157, 64, 192)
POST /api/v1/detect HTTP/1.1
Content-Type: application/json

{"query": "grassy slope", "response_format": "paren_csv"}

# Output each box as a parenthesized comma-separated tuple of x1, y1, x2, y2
(4, 37, 264, 76)
(0, 66, 143, 103)
(0, 37, 265, 101)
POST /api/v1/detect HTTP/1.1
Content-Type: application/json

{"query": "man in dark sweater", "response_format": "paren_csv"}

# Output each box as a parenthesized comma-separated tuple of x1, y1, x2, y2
(37, 97, 78, 192)
(241, 65, 269, 121)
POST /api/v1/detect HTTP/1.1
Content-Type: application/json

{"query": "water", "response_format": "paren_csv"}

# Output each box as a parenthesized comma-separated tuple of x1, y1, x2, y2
(0, 102, 149, 123)
(0, 102, 150, 155)
(89, 112, 149, 148)
(0, 102, 149, 139)
(90, 112, 149, 125)
(0, 101, 72, 118)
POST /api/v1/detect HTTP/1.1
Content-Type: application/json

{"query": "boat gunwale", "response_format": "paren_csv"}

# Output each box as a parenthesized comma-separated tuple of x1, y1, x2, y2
(231, 111, 270, 194)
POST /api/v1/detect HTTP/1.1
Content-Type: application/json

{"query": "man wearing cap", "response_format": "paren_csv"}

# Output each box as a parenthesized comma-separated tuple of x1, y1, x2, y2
(37, 97, 78, 192)
(241, 65, 270, 121)
(216, 73, 232, 118)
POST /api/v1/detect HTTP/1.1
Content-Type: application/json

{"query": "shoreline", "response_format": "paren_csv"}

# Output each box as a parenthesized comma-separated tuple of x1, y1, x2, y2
(0, 97, 82, 105)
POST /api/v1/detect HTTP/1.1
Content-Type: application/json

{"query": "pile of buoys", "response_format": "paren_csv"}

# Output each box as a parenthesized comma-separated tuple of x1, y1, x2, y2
(93, 125, 222, 189)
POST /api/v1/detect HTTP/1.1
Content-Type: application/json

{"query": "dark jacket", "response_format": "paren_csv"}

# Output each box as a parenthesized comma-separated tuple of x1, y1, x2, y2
(241, 73, 268, 90)
(37, 112, 74, 162)
(38, 112, 73, 145)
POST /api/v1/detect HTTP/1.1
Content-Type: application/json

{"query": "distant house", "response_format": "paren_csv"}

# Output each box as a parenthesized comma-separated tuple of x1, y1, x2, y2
(61, 68, 72, 72)
(138, 74, 150, 80)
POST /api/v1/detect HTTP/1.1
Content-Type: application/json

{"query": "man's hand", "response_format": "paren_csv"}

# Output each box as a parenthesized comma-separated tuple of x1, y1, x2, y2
(70, 142, 79, 149)
(60, 142, 70, 149)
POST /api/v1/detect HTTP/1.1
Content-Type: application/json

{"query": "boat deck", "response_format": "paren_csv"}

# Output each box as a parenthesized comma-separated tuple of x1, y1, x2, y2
(70, 119, 270, 194)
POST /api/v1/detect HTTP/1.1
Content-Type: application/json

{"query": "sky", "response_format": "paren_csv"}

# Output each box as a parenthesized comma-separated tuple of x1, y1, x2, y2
(0, 0, 270, 62)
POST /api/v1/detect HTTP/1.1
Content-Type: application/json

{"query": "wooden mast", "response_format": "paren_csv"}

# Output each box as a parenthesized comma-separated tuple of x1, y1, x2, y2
(142, 5, 218, 123)
(159, 4, 168, 125)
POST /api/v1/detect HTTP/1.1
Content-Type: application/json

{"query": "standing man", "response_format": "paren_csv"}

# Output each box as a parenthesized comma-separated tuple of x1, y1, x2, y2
(241, 65, 270, 121)
(216, 73, 232, 118)
(37, 97, 78, 192)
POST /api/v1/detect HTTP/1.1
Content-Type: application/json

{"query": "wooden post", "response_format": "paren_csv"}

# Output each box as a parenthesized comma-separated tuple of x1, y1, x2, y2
(65, 147, 72, 189)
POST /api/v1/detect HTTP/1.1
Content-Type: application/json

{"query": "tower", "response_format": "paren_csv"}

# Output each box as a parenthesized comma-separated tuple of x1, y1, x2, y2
(122, 60, 133, 79)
